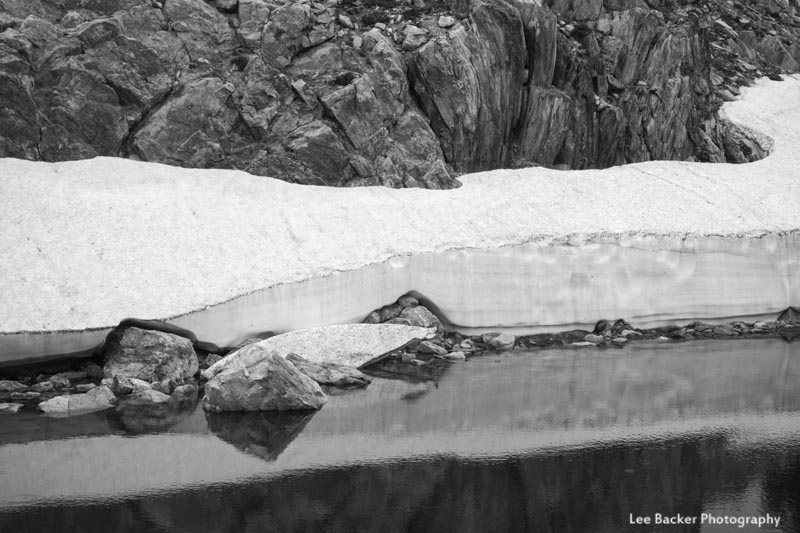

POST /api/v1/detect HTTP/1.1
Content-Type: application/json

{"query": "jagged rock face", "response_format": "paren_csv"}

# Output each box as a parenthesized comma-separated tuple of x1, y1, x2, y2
(0, 0, 798, 184)
(204, 348, 328, 412)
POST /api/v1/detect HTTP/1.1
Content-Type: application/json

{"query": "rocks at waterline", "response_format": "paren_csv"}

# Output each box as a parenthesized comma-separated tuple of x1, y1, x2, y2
(116, 385, 199, 432)
(103, 326, 199, 383)
(105, 375, 153, 396)
(0, 380, 27, 393)
(0, 402, 23, 414)
(204, 323, 435, 380)
(37, 385, 116, 416)
(204, 347, 327, 412)
(286, 353, 371, 389)
(481, 332, 516, 351)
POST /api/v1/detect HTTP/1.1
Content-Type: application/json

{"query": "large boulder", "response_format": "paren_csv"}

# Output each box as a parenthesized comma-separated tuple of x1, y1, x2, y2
(286, 353, 371, 388)
(103, 326, 199, 383)
(204, 347, 327, 412)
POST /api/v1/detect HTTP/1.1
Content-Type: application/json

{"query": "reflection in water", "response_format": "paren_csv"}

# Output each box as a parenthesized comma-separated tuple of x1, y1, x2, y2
(117, 388, 200, 434)
(206, 410, 316, 462)
(0, 339, 798, 532)
(1, 432, 798, 532)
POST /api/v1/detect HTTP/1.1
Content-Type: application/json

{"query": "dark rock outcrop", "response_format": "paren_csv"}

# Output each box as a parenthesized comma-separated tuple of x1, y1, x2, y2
(1, 0, 798, 183)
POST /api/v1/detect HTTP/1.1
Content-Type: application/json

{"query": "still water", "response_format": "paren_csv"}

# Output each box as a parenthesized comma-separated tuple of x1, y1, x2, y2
(0, 339, 798, 532)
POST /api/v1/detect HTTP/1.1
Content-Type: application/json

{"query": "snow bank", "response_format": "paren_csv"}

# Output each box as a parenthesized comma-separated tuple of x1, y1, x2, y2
(1, 77, 799, 363)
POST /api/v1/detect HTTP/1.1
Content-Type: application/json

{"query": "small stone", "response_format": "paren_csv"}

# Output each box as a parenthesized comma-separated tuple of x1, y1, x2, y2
(712, 324, 739, 336)
(753, 321, 769, 330)
(657, 336, 670, 342)
(612, 337, 628, 343)
(410, 359, 427, 366)
(417, 340, 448, 355)
(0, 402, 24, 413)
(37, 386, 116, 416)
(172, 383, 198, 399)
(482, 332, 516, 350)
(402, 25, 428, 51)
(374, 22, 386, 31)
(31, 381, 55, 393)
(400, 352, 416, 362)
(338, 14, 353, 28)
(203, 353, 224, 367)
(584, 334, 604, 343)
(0, 380, 27, 393)
(444, 351, 466, 361)
(76, 383, 96, 393)
(437, 15, 456, 28)
(83, 362, 104, 379)
(571, 342, 595, 347)
(50, 377, 71, 390)
(352, 35, 363, 49)
(50, 371, 88, 383)
(620, 329, 642, 338)
(459, 340, 473, 349)
(151, 379, 175, 395)
(397, 295, 419, 308)
(11, 391, 41, 401)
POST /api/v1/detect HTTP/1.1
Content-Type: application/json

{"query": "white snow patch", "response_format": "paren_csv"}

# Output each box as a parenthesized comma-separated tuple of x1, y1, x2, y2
(1, 76, 799, 361)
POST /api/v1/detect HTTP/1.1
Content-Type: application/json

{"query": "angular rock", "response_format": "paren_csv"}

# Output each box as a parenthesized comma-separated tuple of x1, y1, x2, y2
(49, 371, 87, 383)
(37, 385, 116, 416)
(417, 340, 448, 356)
(444, 351, 466, 361)
(482, 332, 516, 350)
(394, 306, 442, 331)
(104, 326, 199, 383)
(0, 402, 24, 413)
(10, 391, 40, 401)
(110, 375, 152, 396)
(204, 348, 327, 412)
(777, 306, 800, 324)
(30, 381, 55, 393)
(0, 380, 27, 393)
(286, 353, 371, 388)
(438, 16, 456, 28)
(402, 26, 428, 51)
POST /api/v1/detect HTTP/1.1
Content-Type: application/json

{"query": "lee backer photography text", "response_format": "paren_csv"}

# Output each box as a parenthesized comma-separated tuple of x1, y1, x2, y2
(629, 512, 782, 529)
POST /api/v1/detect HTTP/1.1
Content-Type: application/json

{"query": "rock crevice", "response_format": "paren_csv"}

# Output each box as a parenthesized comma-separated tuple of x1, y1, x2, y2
(1, 0, 798, 185)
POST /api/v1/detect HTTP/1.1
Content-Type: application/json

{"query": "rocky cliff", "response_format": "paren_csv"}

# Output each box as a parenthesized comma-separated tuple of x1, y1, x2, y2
(1, 0, 798, 187)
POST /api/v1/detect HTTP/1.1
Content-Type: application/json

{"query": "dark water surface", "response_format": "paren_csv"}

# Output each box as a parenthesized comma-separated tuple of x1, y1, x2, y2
(1, 339, 799, 532)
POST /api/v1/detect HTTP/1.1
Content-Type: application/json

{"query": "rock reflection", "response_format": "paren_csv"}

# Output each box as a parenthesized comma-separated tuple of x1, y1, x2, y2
(3, 431, 798, 533)
(116, 388, 199, 434)
(206, 410, 316, 462)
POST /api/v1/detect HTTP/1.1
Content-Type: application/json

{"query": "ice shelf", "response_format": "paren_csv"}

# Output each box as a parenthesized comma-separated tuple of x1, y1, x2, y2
(1, 76, 799, 364)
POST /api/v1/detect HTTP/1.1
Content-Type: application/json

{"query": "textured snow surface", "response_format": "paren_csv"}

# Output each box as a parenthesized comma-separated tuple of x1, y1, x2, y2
(1, 77, 799, 355)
